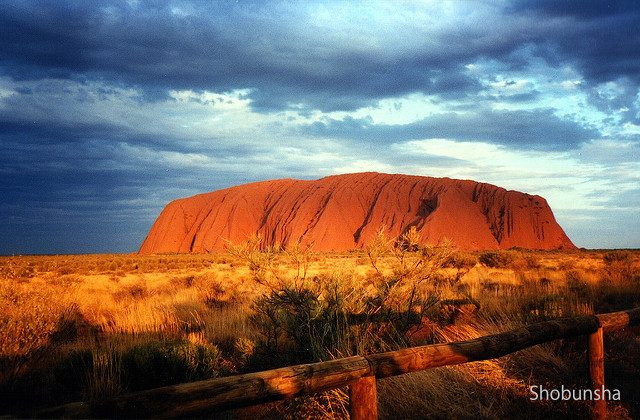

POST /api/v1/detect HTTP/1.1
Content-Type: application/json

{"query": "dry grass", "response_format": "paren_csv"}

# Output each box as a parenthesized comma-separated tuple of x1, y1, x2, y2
(0, 249, 639, 418)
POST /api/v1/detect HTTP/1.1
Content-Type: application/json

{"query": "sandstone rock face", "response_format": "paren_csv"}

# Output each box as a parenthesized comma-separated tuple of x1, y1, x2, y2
(139, 172, 575, 253)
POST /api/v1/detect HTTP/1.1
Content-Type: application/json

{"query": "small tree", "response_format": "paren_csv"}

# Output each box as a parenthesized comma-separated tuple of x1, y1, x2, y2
(230, 228, 455, 363)
(365, 226, 453, 332)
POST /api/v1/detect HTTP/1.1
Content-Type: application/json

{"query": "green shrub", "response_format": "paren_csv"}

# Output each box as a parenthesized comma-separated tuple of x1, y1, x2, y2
(250, 285, 351, 364)
(121, 340, 221, 391)
(245, 228, 451, 366)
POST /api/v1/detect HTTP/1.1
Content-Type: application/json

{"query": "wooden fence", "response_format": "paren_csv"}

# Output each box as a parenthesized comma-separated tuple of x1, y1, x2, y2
(41, 307, 640, 419)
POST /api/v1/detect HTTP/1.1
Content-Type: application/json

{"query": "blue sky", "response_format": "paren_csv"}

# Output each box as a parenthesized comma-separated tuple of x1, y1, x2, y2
(1, 0, 639, 254)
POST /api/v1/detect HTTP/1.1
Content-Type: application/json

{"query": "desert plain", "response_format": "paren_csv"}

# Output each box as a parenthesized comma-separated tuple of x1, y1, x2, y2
(1, 244, 639, 418)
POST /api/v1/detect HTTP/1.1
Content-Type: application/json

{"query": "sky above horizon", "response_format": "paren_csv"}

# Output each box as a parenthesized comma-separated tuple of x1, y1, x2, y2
(1, 0, 639, 254)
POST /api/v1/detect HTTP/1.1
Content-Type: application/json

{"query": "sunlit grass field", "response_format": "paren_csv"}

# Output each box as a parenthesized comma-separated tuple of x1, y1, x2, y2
(1, 240, 639, 418)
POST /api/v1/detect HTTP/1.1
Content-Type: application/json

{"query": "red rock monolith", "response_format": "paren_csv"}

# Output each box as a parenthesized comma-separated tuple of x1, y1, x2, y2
(139, 172, 575, 253)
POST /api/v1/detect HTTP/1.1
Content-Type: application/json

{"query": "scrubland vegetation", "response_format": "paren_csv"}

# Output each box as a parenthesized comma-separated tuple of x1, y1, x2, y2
(1, 233, 639, 418)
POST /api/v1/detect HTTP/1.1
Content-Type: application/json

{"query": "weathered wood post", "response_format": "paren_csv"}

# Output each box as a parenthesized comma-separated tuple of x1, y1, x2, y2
(349, 375, 378, 420)
(588, 326, 606, 420)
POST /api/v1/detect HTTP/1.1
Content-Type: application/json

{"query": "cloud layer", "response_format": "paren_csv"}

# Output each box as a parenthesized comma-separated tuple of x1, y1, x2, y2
(0, 0, 638, 253)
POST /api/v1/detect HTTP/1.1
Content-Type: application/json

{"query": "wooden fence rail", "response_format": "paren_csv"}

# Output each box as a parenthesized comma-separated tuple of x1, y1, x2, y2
(40, 307, 640, 419)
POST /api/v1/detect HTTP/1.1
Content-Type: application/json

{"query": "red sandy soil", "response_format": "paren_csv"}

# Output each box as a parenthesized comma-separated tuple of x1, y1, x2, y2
(139, 172, 575, 253)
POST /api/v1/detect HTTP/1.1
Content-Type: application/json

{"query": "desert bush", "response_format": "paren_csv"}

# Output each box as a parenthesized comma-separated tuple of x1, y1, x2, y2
(4, 338, 221, 411)
(0, 258, 37, 280)
(201, 278, 236, 309)
(225, 234, 315, 290)
(50, 304, 98, 344)
(0, 290, 68, 358)
(52, 348, 95, 401)
(250, 286, 345, 363)
(86, 347, 123, 402)
(226, 234, 282, 288)
(121, 339, 221, 391)
(523, 254, 541, 269)
(365, 227, 452, 314)
(0, 347, 99, 411)
(169, 274, 196, 289)
(233, 337, 256, 366)
(112, 282, 148, 301)
(521, 294, 567, 322)
(603, 250, 629, 264)
(558, 259, 575, 271)
(57, 265, 75, 276)
(442, 252, 477, 270)
(478, 251, 513, 268)
(601, 250, 639, 288)
(565, 270, 590, 298)
(242, 227, 452, 367)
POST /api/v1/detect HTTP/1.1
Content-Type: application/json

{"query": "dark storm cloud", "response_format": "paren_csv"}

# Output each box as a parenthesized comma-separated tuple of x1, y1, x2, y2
(2, 1, 638, 113)
(494, 90, 541, 103)
(511, 0, 638, 20)
(510, 0, 640, 116)
(0, 147, 165, 254)
(4, 1, 464, 112)
(0, 111, 265, 202)
(0, 117, 257, 158)
(304, 109, 600, 151)
(0, 150, 253, 254)
(0, 114, 261, 254)
(586, 78, 640, 124)
(513, 0, 640, 124)
(0, 1, 570, 113)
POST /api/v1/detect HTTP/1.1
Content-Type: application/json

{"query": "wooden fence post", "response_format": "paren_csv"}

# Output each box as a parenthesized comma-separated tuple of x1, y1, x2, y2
(349, 375, 377, 420)
(588, 327, 606, 420)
